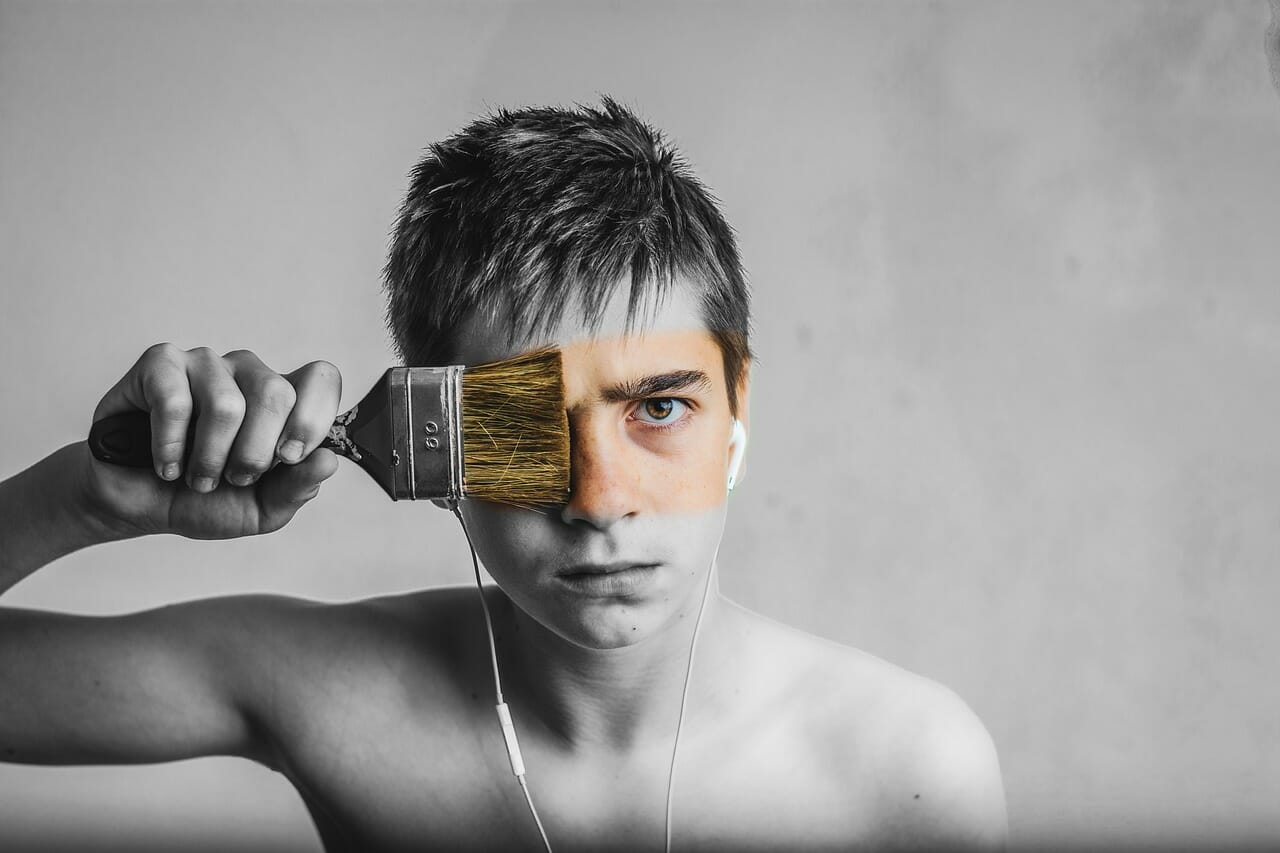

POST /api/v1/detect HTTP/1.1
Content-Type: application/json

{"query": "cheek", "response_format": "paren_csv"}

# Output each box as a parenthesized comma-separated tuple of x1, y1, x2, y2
(631, 439, 728, 511)
(459, 504, 539, 569)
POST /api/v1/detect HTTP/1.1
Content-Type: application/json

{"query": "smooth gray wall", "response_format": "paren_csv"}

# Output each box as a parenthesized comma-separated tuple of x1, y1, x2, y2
(3, 1, 1279, 849)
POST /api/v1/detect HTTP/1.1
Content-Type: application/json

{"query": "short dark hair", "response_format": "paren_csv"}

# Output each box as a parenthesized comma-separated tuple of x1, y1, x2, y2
(383, 97, 753, 415)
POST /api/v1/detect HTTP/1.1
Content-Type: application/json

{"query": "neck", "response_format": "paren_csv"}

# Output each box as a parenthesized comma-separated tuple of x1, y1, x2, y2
(491, 573, 725, 756)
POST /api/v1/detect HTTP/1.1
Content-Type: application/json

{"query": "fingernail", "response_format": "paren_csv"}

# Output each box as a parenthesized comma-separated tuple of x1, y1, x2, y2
(161, 463, 180, 481)
(227, 471, 254, 487)
(279, 440, 304, 463)
(192, 476, 217, 493)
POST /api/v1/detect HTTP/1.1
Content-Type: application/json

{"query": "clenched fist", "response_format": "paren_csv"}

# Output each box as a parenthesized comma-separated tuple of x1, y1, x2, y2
(84, 344, 342, 541)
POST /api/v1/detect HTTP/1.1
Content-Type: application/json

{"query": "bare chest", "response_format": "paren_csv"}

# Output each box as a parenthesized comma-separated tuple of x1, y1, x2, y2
(276, 699, 877, 852)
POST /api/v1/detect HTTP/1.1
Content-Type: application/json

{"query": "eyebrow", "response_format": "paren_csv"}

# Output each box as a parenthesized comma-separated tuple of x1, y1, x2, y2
(597, 369, 713, 404)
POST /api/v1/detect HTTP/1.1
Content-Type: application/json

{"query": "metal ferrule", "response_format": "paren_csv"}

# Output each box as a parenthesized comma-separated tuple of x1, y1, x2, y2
(399, 365, 464, 503)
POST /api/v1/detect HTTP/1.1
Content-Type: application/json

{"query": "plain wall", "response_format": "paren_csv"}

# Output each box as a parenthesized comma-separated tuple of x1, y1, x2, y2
(3, 1, 1279, 849)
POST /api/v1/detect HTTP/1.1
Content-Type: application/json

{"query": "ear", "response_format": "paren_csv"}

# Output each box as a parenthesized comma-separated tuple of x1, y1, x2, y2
(728, 362, 752, 489)
(727, 419, 747, 491)
(733, 361, 751, 438)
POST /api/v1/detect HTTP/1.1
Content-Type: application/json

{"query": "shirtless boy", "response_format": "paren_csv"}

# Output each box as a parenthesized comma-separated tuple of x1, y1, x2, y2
(0, 99, 1007, 851)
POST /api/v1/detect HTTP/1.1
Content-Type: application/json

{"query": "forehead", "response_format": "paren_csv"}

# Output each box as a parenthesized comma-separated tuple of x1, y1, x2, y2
(453, 279, 719, 371)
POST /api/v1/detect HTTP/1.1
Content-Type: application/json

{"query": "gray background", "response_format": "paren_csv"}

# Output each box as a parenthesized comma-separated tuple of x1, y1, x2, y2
(3, 1, 1279, 849)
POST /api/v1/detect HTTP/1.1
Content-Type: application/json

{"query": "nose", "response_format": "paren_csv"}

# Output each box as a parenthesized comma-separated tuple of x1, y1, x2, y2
(559, 416, 639, 529)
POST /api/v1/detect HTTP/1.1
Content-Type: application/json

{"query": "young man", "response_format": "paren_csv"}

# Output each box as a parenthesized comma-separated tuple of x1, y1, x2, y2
(0, 99, 1007, 850)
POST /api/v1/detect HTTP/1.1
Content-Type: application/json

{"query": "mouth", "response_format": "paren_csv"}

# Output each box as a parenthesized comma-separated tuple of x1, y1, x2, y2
(556, 562, 657, 576)
(554, 563, 660, 597)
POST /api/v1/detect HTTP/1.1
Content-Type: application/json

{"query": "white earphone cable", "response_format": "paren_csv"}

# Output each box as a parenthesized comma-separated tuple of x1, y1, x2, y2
(453, 506, 554, 853)
(452, 507, 721, 853)
(664, 544, 718, 853)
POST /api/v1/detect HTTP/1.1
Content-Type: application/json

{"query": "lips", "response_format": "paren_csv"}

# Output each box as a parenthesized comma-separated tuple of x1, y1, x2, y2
(556, 562, 657, 577)
(553, 563, 660, 597)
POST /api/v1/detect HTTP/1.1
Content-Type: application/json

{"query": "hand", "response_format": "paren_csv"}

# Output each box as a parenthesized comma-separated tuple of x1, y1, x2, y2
(83, 344, 342, 540)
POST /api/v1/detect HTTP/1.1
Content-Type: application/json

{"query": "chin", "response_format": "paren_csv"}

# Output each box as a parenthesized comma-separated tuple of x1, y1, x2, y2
(543, 600, 666, 651)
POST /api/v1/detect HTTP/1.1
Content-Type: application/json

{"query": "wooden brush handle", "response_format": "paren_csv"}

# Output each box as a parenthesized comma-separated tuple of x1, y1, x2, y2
(88, 410, 349, 468)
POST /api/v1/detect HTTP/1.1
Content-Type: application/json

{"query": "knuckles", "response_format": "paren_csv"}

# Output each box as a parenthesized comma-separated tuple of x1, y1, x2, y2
(296, 359, 342, 389)
(234, 452, 275, 476)
(189, 452, 229, 477)
(248, 373, 298, 416)
(136, 343, 186, 385)
(124, 346, 342, 481)
(141, 341, 183, 365)
(187, 346, 222, 366)
(153, 395, 194, 422)
(204, 392, 247, 425)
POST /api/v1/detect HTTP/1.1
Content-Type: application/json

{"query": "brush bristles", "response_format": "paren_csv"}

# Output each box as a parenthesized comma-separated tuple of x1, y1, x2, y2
(460, 348, 571, 507)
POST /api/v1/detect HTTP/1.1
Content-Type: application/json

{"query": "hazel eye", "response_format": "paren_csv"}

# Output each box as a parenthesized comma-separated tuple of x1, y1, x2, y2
(634, 398, 687, 424)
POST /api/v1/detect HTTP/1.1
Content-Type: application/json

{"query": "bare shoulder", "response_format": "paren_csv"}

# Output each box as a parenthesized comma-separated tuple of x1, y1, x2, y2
(861, 667, 1009, 850)
(216, 585, 483, 686)
(724, 601, 1008, 850)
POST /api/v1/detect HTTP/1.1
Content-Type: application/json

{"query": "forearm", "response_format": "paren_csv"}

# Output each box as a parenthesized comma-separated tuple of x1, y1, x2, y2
(0, 443, 125, 595)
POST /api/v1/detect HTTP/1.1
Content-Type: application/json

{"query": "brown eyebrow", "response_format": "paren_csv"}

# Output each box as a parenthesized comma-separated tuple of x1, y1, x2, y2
(597, 369, 713, 404)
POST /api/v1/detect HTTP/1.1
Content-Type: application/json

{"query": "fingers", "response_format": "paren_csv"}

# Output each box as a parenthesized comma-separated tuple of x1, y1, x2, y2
(95, 345, 343, 491)
(223, 350, 297, 486)
(213, 354, 341, 488)
(279, 361, 342, 464)
(146, 372, 194, 483)
(184, 348, 246, 492)
(93, 343, 194, 482)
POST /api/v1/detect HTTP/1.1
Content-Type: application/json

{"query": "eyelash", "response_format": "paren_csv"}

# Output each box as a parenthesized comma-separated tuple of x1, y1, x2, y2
(629, 397, 695, 432)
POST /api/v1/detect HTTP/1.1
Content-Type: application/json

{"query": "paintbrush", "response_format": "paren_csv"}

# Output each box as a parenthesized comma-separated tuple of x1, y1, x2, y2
(87, 348, 571, 508)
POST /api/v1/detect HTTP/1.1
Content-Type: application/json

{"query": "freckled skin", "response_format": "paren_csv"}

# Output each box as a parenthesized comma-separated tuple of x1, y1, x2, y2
(455, 308, 739, 652)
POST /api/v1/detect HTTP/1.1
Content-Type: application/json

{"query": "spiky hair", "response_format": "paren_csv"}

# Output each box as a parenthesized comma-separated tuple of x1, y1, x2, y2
(382, 97, 753, 415)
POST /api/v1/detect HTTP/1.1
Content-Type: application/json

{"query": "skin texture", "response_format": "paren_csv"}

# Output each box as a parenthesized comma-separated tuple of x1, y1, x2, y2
(453, 286, 743, 656)
(0, 282, 1008, 851)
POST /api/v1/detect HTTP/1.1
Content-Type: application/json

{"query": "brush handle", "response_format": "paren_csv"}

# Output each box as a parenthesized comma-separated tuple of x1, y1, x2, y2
(88, 410, 352, 468)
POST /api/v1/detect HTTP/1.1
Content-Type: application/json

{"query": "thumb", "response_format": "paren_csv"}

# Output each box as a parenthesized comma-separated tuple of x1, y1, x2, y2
(256, 448, 340, 532)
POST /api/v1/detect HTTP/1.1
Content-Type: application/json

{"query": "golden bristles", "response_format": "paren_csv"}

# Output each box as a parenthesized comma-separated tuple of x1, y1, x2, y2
(460, 348, 571, 507)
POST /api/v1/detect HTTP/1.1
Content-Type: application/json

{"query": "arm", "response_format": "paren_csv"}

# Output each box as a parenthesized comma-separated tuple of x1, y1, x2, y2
(1, 345, 342, 766)
(0, 595, 304, 766)
(0, 443, 114, 595)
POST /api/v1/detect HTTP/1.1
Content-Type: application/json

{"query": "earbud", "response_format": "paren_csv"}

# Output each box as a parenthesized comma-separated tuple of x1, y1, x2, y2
(726, 418, 746, 492)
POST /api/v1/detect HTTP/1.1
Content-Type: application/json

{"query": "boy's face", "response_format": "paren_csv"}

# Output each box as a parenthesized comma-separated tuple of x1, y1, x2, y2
(452, 281, 748, 650)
